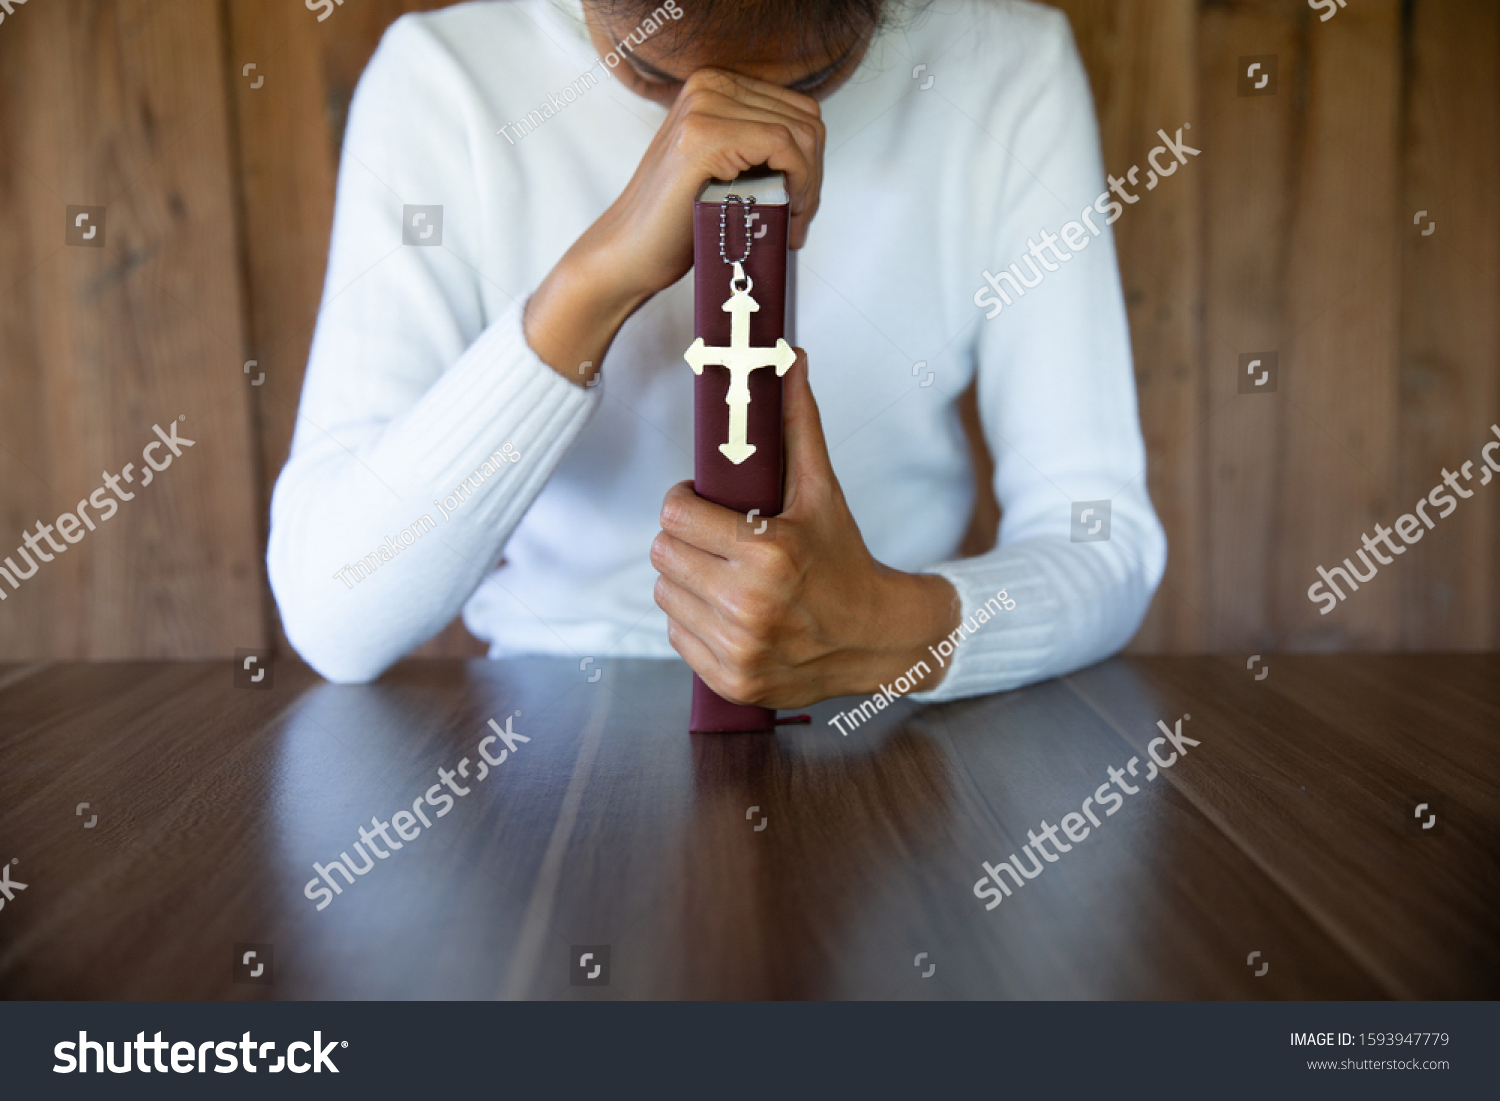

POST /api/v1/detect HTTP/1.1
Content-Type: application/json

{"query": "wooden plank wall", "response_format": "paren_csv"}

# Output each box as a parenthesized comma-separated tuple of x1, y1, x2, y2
(0, 0, 264, 659)
(1397, 0, 1500, 648)
(0, 0, 1495, 660)
(1055, 0, 1499, 653)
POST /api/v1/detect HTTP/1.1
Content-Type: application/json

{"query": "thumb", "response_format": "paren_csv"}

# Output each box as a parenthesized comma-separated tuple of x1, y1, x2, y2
(781, 348, 835, 510)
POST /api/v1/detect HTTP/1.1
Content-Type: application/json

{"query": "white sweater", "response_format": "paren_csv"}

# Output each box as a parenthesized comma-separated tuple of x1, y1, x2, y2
(267, 0, 1166, 698)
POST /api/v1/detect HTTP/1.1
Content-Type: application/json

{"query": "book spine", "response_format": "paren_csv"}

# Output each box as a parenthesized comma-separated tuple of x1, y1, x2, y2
(687, 198, 790, 733)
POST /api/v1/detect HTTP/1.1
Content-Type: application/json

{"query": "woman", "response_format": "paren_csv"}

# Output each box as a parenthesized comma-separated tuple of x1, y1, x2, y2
(267, 0, 1166, 707)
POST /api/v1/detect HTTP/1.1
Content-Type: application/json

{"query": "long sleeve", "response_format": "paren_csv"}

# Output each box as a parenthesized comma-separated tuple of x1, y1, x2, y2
(267, 1, 1166, 693)
(908, 12, 1167, 702)
(266, 18, 601, 684)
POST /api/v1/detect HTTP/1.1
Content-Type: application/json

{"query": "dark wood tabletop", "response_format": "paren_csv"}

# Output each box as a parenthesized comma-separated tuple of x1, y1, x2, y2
(0, 655, 1495, 1000)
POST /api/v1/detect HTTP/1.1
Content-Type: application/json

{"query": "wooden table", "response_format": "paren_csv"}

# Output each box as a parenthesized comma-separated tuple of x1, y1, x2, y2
(0, 655, 1494, 999)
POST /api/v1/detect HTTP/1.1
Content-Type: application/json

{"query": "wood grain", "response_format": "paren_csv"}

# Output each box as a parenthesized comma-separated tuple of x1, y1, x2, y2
(1, 655, 1491, 998)
(1066, 656, 1500, 998)
(1396, 0, 1500, 649)
(1197, 0, 1303, 652)
(1274, 0, 1404, 648)
(0, 0, 264, 659)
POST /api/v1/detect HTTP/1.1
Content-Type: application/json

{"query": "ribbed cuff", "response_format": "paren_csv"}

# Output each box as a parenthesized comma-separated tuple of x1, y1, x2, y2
(370, 297, 602, 502)
(907, 545, 1060, 702)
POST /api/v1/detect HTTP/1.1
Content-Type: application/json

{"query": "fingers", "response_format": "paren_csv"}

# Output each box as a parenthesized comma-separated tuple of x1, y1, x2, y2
(679, 112, 820, 241)
(594, 65, 825, 310)
(675, 70, 824, 248)
(724, 69, 822, 116)
(657, 481, 739, 559)
(695, 72, 824, 233)
(663, 614, 722, 681)
(780, 349, 835, 510)
(656, 577, 770, 707)
(680, 68, 821, 127)
(654, 571, 724, 644)
(680, 104, 819, 197)
(650, 527, 731, 598)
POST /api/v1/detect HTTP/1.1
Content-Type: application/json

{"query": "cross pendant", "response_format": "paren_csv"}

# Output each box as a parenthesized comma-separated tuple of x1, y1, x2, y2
(684, 262, 796, 464)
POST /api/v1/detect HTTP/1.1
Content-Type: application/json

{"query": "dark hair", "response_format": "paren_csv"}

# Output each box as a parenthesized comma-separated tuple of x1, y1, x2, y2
(586, 0, 896, 64)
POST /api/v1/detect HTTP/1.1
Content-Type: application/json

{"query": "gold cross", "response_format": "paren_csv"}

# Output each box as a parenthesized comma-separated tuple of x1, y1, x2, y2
(684, 262, 796, 464)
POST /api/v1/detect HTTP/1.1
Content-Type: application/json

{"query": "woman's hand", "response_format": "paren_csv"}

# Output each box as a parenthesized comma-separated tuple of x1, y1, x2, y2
(524, 68, 825, 386)
(650, 351, 961, 709)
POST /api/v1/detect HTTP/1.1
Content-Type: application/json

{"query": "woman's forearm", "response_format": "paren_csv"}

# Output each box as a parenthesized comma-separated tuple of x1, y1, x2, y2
(268, 300, 600, 682)
(524, 233, 650, 387)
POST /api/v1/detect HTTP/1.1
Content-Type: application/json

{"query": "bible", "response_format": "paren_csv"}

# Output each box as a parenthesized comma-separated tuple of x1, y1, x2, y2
(685, 171, 795, 733)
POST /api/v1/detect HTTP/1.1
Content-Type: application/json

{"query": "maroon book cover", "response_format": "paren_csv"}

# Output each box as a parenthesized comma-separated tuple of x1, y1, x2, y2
(686, 174, 792, 733)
